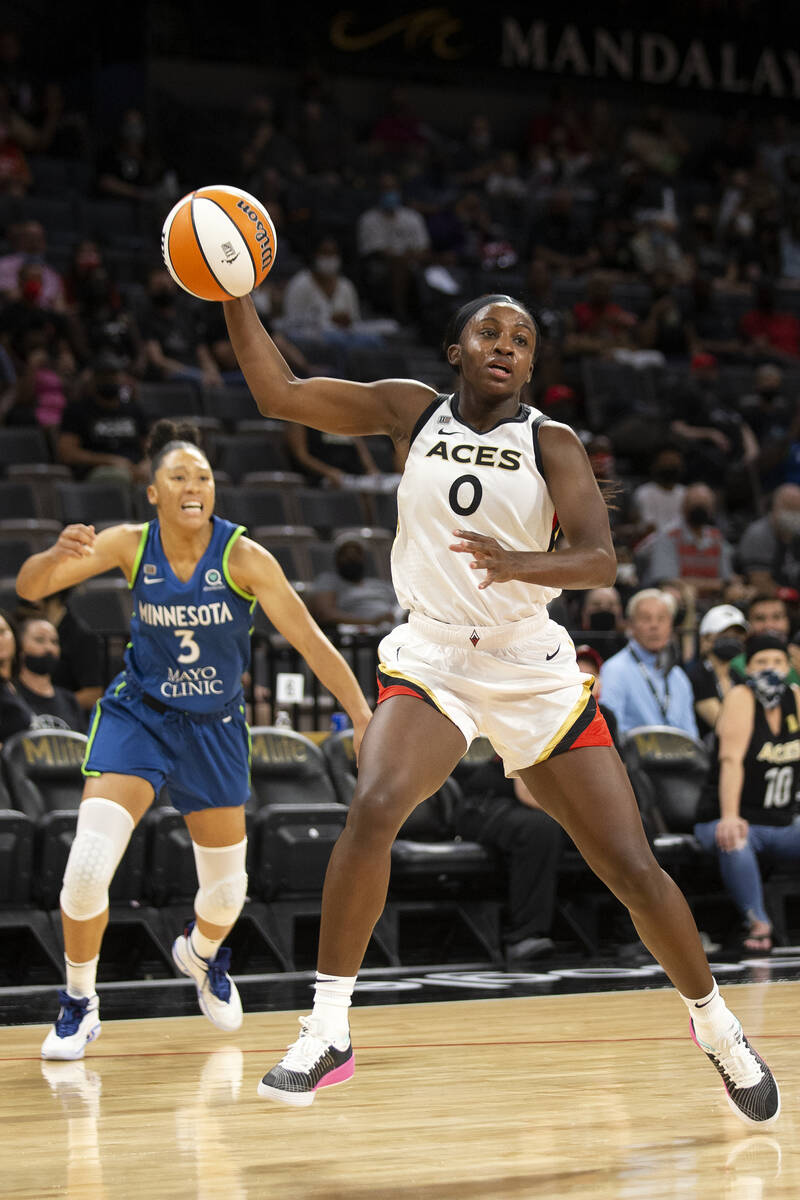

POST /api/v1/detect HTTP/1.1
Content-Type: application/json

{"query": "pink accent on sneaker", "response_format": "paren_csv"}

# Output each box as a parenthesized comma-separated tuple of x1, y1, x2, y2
(314, 1053, 355, 1091)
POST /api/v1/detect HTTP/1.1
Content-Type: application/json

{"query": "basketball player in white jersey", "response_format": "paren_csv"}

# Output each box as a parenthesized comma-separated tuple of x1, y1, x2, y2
(224, 291, 779, 1124)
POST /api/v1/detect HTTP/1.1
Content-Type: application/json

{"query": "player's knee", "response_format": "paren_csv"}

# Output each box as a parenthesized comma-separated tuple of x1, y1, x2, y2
(611, 855, 665, 910)
(193, 838, 248, 927)
(195, 871, 248, 927)
(347, 783, 416, 847)
(60, 797, 135, 921)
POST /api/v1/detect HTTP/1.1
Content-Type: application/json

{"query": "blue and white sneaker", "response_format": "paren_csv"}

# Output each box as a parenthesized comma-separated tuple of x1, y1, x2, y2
(172, 921, 243, 1032)
(41, 991, 101, 1061)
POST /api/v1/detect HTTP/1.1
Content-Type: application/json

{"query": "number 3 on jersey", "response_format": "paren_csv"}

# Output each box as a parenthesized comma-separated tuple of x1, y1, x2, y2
(174, 628, 200, 664)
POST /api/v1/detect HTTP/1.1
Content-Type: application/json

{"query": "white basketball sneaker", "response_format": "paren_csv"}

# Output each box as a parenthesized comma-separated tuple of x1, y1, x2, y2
(172, 921, 243, 1032)
(41, 991, 101, 1061)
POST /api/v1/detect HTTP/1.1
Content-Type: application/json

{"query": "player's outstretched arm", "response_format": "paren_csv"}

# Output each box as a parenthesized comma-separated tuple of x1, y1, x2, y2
(222, 295, 432, 440)
(16, 523, 143, 601)
(228, 537, 372, 753)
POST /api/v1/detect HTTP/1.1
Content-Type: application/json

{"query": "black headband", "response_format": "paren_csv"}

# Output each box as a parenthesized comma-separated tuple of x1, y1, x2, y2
(745, 633, 788, 661)
(444, 294, 522, 349)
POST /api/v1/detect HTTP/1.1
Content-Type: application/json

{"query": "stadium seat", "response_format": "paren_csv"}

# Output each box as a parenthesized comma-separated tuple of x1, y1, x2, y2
(0, 729, 167, 974)
(294, 488, 368, 535)
(136, 381, 204, 420)
(211, 433, 292, 480)
(0, 538, 35, 578)
(228, 486, 298, 528)
(246, 726, 352, 967)
(55, 482, 133, 526)
(5, 464, 72, 521)
(0, 481, 41, 521)
(0, 427, 51, 470)
(0, 767, 60, 983)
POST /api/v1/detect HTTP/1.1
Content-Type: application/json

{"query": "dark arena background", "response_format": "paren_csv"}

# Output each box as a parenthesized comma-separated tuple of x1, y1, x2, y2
(1, 2, 799, 1196)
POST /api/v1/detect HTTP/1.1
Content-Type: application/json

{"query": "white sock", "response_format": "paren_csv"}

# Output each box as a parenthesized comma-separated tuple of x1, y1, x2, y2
(190, 924, 224, 962)
(65, 955, 99, 1000)
(679, 980, 734, 1041)
(312, 973, 356, 1047)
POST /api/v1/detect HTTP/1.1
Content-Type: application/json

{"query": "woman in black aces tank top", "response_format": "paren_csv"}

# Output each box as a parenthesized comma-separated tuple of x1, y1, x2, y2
(694, 634, 800, 953)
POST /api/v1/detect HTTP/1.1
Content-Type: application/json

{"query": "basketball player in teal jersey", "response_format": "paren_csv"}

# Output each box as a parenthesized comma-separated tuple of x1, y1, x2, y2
(17, 419, 372, 1060)
(223, 291, 779, 1125)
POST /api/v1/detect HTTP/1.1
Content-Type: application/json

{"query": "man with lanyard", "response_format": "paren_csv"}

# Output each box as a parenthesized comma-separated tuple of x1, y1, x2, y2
(599, 588, 699, 737)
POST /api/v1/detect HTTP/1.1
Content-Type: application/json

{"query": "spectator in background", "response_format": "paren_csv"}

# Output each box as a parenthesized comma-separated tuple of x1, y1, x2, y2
(280, 236, 386, 364)
(578, 586, 627, 659)
(739, 282, 800, 360)
(526, 259, 572, 393)
(631, 447, 686, 539)
(141, 269, 221, 389)
(308, 533, 401, 631)
(13, 615, 85, 732)
(452, 755, 563, 964)
(15, 590, 104, 714)
(240, 101, 303, 182)
(737, 484, 800, 593)
(285, 421, 387, 489)
(451, 112, 500, 187)
(629, 215, 690, 282)
(637, 271, 696, 360)
(0, 81, 33, 195)
(694, 633, 800, 954)
(530, 191, 597, 277)
(567, 272, 637, 357)
(67, 243, 144, 373)
(57, 355, 148, 484)
(0, 609, 32, 744)
(684, 604, 748, 741)
(0, 219, 65, 308)
(738, 364, 798, 489)
(599, 589, 698, 737)
(728, 594, 798, 686)
(357, 171, 430, 323)
(96, 107, 173, 203)
(668, 353, 759, 491)
(641, 483, 734, 599)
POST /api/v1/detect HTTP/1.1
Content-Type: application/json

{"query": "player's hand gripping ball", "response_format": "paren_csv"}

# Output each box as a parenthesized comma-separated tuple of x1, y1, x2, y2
(161, 184, 277, 301)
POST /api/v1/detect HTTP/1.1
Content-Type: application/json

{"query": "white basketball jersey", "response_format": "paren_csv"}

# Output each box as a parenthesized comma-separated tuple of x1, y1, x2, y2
(391, 394, 561, 626)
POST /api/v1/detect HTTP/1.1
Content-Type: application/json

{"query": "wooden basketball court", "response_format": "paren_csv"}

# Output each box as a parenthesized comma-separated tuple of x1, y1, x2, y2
(3, 981, 797, 1198)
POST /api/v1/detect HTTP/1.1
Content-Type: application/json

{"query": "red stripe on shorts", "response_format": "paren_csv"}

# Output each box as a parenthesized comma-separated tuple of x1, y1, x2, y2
(568, 702, 614, 751)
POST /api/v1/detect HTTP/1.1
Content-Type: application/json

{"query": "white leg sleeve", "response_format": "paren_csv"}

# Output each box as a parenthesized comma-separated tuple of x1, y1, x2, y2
(193, 837, 248, 929)
(60, 797, 135, 921)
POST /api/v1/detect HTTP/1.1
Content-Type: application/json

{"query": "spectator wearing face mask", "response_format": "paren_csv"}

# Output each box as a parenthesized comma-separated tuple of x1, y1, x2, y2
(684, 605, 748, 741)
(308, 534, 401, 630)
(0, 219, 64, 308)
(728, 594, 800, 687)
(631, 447, 686, 540)
(356, 171, 430, 323)
(57, 354, 149, 484)
(579, 586, 627, 659)
(694, 633, 800, 954)
(737, 484, 800, 592)
(641, 483, 733, 599)
(279, 237, 387, 369)
(13, 615, 85, 732)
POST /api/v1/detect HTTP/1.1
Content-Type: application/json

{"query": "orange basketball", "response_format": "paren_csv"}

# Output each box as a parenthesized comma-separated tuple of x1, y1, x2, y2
(161, 184, 277, 301)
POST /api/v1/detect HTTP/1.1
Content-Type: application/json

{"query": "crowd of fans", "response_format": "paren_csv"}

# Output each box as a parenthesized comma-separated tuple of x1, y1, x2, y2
(1, 30, 800, 956)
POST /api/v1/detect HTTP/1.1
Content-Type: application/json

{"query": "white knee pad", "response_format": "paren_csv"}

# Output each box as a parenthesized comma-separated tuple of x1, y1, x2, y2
(193, 838, 248, 929)
(60, 797, 135, 921)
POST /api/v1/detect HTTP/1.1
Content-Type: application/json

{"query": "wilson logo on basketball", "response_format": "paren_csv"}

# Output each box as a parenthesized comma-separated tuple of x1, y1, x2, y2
(236, 200, 275, 270)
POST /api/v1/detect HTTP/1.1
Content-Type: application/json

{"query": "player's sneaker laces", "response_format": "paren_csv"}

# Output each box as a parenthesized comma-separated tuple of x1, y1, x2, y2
(172, 921, 243, 1032)
(257, 1016, 354, 1107)
(691, 1018, 780, 1127)
(41, 991, 101, 1061)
